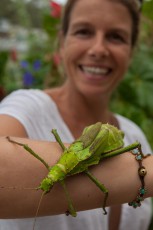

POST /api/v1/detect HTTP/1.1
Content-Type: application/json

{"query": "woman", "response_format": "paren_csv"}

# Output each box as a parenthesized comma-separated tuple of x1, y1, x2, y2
(0, 0, 152, 230)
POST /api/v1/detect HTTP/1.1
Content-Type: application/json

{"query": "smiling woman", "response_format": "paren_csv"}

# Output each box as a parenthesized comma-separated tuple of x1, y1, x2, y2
(59, 0, 133, 98)
(0, 0, 152, 230)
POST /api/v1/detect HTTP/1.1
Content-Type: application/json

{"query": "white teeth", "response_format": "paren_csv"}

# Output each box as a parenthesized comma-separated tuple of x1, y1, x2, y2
(82, 66, 109, 75)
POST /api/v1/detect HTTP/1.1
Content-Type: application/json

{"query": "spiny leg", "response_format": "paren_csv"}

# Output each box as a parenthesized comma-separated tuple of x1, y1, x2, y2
(101, 141, 141, 160)
(6, 136, 50, 170)
(60, 180, 77, 217)
(85, 170, 108, 215)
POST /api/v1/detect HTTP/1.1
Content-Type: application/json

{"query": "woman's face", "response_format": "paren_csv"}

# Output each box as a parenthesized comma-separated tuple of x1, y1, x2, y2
(60, 0, 133, 98)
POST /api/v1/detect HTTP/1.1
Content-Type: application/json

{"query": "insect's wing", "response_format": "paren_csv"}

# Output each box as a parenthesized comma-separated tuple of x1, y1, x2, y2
(68, 122, 102, 159)
(69, 128, 109, 175)
(70, 124, 125, 175)
(101, 124, 124, 153)
(89, 128, 109, 156)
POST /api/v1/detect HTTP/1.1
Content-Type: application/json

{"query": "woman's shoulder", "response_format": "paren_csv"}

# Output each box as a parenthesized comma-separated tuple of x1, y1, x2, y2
(2, 89, 49, 102)
(1, 89, 56, 109)
(0, 89, 59, 124)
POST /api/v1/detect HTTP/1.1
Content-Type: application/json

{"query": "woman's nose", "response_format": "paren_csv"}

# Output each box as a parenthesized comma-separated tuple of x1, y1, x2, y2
(88, 34, 109, 60)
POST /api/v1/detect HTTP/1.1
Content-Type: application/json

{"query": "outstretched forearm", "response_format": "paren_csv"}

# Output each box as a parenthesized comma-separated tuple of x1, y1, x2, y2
(0, 136, 152, 218)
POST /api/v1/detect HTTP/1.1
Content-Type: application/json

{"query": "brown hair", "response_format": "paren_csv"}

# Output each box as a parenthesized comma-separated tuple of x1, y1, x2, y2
(60, 0, 143, 47)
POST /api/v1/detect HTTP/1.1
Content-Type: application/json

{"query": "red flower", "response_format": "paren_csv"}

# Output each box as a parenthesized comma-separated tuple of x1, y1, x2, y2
(52, 52, 61, 66)
(50, 1, 62, 18)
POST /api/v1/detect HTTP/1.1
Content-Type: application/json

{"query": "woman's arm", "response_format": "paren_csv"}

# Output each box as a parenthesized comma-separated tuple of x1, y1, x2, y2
(0, 136, 152, 219)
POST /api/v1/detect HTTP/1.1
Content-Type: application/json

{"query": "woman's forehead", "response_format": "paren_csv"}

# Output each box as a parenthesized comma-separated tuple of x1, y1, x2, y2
(68, 0, 133, 28)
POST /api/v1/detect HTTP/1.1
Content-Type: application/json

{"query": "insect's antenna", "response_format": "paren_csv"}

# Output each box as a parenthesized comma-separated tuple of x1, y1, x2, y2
(0, 186, 38, 190)
(33, 191, 46, 230)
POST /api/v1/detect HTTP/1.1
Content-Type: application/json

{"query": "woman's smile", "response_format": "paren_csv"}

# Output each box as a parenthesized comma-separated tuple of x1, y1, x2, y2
(78, 65, 112, 80)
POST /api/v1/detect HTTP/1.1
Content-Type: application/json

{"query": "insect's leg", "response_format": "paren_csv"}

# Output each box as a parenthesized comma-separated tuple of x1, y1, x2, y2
(51, 129, 67, 151)
(60, 180, 77, 217)
(101, 141, 141, 160)
(85, 170, 108, 215)
(6, 136, 50, 170)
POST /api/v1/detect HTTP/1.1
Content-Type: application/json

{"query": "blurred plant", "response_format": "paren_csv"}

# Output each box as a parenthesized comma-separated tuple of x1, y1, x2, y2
(20, 56, 49, 89)
(3, 39, 51, 92)
(0, 51, 9, 85)
(142, 0, 153, 22)
(20, 60, 36, 88)
(19, 58, 49, 89)
(42, 0, 64, 88)
(0, 0, 63, 97)
(0, 51, 9, 100)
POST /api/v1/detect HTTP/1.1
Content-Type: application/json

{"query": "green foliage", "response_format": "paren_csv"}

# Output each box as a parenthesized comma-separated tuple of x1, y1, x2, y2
(142, 0, 153, 21)
(0, 51, 9, 100)
(0, 52, 9, 85)
(43, 11, 60, 40)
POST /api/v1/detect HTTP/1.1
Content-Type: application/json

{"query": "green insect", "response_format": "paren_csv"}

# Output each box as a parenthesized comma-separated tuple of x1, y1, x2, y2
(7, 122, 140, 217)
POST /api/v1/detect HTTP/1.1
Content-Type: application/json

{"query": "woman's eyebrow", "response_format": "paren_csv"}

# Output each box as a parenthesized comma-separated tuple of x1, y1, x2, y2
(70, 21, 91, 29)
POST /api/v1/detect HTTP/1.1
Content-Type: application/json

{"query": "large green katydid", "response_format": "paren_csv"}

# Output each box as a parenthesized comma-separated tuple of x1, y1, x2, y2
(7, 122, 140, 217)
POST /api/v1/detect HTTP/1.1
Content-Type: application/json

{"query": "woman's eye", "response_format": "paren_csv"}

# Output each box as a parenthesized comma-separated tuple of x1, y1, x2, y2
(108, 33, 126, 43)
(74, 29, 92, 37)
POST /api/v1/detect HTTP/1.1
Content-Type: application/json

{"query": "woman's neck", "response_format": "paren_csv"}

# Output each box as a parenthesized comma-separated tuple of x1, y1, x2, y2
(44, 85, 119, 138)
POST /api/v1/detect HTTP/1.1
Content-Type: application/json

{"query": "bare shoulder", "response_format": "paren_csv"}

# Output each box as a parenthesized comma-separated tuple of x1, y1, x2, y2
(0, 114, 28, 137)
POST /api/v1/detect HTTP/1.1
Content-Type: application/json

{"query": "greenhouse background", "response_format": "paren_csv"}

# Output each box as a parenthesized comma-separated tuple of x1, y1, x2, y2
(0, 0, 153, 228)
